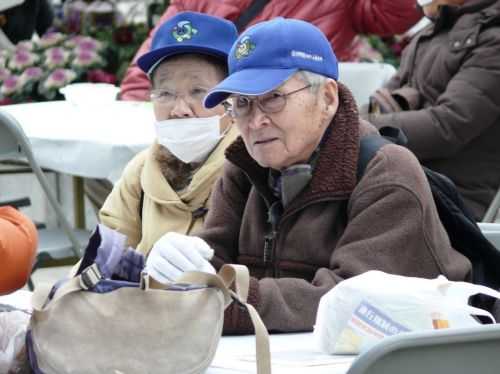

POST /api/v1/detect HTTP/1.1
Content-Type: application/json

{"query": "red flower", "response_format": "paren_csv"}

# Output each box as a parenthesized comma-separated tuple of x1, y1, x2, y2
(114, 26, 133, 45)
(0, 97, 14, 106)
(87, 69, 116, 84)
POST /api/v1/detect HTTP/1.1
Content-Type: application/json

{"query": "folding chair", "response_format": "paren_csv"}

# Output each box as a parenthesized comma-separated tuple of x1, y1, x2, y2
(0, 110, 90, 287)
(346, 324, 500, 374)
(483, 187, 500, 223)
(478, 222, 500, 251)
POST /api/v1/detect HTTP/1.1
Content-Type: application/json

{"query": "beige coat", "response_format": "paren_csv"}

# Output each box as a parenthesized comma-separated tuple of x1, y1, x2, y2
(100, 125, 239, 255)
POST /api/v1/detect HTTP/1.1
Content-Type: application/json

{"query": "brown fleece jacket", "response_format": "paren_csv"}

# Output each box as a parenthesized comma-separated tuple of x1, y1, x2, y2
(197, 83, 472, 334)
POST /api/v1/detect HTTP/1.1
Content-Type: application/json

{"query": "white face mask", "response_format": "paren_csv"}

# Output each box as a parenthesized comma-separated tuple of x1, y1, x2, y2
(155, 115, 224, 164)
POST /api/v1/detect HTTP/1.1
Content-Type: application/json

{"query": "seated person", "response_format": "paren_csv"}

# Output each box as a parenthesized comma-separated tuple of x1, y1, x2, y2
(364, 0, 500, 220)
(144, 18, 472, 333)
(99, 12, 239, 255)
(0, 206, 37, 295)
(120, 0, 423, 101)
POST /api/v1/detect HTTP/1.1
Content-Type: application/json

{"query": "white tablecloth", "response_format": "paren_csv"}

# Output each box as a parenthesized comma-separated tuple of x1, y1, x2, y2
(208, 332, 355, 373)
(1, 101, 156, 182)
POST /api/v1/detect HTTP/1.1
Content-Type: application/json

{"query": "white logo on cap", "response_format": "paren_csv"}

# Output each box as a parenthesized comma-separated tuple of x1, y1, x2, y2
(291, 50, 323, 62)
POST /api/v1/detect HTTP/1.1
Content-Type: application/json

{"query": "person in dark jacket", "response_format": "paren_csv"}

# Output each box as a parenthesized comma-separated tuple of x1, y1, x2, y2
(0, 0, 54, 45)
(144, 18, 471, 334)
(365, 0, 500, 220)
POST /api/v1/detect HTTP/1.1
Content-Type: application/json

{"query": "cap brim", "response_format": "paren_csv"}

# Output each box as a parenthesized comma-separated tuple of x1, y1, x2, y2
(138, 45, 227, 75)
(204, 68, 297, 108)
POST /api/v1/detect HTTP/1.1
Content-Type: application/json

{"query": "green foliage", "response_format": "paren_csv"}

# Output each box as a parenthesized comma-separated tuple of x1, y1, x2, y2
(366, 35, 401, 68)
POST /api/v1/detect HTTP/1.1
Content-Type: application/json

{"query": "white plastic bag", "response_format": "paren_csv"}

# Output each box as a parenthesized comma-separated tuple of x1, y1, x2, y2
(0, 291, 32, 374)
(314, 271, 500, 355)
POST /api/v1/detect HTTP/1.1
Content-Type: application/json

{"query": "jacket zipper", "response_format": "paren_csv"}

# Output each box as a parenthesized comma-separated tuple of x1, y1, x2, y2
(262, 196, 346, 278)
(263, 201, 282, 278)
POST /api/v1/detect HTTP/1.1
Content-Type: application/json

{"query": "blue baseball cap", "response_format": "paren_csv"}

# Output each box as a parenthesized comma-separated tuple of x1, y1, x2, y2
(137, 11, 238, 76)
(204, 17, 338, 108)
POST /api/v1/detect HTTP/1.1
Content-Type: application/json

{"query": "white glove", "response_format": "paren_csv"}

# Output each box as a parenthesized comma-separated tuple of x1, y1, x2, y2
(417, 0, 433, 6)
(145, 232, 215, 283)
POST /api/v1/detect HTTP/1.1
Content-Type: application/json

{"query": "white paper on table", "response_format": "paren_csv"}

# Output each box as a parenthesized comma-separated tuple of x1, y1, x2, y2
(234, 350, 354, 367)
(210, 350, 354, 373)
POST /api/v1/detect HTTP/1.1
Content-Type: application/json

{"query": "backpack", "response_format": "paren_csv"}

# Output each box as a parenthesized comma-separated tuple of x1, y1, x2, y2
(358, 127, 500, 306)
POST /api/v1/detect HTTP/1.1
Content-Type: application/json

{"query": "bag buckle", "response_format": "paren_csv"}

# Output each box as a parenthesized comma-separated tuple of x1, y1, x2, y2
(79, 263, 102, 290)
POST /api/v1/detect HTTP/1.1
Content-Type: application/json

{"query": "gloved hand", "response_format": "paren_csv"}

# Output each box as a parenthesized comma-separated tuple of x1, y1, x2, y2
(145, 232, 215, 283)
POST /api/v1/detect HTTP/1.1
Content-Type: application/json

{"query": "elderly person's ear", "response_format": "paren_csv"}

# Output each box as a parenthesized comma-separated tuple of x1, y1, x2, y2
(322, 79, 339, 118)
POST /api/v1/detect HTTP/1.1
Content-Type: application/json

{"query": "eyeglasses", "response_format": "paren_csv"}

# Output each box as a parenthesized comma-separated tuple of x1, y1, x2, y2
(226, 84, 312, 118)
(150, 87, 208, 106)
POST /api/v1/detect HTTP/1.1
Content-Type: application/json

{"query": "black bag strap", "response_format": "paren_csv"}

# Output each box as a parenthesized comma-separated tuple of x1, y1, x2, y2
(358, 128, 500, 294)
(234, 0, 270, 32)
(357, 134, 388, 181)
(357, 127, 407, 180)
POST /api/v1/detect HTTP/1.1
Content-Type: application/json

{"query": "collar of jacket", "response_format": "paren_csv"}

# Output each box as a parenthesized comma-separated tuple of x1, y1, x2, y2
(432, 0, 499, 31)
(225, 82, 360, 209)
(142, 124, 240, 208)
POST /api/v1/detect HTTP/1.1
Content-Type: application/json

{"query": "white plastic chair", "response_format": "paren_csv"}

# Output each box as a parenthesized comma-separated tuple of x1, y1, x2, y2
(338, 62, 397, 108)
(0, 110, 89, 281)
(347, 324, 500, 374)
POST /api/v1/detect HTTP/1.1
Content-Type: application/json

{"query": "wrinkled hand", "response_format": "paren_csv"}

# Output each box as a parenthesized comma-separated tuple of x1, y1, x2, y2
(145, 232, 215, 283)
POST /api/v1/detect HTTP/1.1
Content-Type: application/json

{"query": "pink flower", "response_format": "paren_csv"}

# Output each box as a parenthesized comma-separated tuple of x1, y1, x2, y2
(65, 36, 102, 52)
(78, 37, 102, 52)
(73, 50, 103, 68)
(39, 32, 66, 49)
(44, 47, 70, 69)
(20, 67, 44, 85)
(16, 41, 35, 51)
(1, 75, 21, 96)
(7, 50, 39, 71)
(64, 35, 85, 48)
(0, 67, 9, 81)
(42, 68, 76, 90)
(79, 39, 99, 51)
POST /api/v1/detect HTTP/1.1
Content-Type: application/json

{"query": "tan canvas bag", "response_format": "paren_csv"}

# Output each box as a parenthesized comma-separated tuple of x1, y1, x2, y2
(26, 263, 270, 374)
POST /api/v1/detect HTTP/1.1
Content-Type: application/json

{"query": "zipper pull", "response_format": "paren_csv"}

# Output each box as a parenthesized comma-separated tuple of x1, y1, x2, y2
(263, 231, 276, 264)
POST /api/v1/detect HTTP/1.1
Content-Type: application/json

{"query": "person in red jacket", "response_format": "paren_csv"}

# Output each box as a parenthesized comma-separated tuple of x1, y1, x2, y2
(0, 206, 37, 295)
(120, 0, 422, 101)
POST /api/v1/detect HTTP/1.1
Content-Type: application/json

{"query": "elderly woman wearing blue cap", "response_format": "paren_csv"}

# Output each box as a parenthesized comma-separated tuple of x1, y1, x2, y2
(99, 12, 238, 266)
(145, 18, 471, 333)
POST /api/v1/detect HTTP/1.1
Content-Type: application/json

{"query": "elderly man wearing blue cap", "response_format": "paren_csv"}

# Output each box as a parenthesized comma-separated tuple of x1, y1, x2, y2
(98, 12, 238, 263)
(145, 18, 471, 333)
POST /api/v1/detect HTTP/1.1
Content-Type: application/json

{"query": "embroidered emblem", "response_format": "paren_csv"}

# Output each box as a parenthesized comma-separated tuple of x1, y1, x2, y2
(235, 36, 256, 59)
(172, 21, 198, 42)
